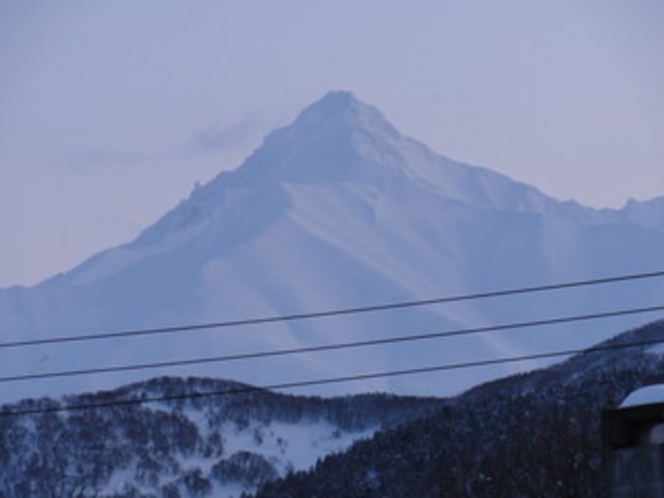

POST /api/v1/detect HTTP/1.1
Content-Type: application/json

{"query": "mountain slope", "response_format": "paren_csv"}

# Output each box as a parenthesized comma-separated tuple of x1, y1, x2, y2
(253, 319, 664, 498)
(1, 91, 664, 402)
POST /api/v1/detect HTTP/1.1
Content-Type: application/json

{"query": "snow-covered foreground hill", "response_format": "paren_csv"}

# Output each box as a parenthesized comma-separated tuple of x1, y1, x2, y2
(1, 91, 664, 402)
(0, 377, 442, 497)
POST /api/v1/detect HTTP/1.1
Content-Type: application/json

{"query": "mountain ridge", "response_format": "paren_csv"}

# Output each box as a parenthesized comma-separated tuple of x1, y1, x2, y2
(128, 91, 664, 253)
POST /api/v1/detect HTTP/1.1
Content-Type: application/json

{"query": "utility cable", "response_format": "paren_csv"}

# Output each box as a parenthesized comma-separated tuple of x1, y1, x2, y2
(1, 304, 663, 384)
(2, 269, 664, 350)
(2, 325, 664, 418)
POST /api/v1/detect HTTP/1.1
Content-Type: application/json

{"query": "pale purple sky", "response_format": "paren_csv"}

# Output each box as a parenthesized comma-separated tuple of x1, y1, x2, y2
(1, 0, 663, 287)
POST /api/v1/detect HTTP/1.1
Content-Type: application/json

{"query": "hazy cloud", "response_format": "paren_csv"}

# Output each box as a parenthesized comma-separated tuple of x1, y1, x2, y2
(190, 117, 262, 153)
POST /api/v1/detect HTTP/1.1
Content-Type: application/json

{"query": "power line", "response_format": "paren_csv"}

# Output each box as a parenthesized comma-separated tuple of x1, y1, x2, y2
(1, 304, 663, 385)
(2, 324, 664, 418)
(2, 269, 664, 351)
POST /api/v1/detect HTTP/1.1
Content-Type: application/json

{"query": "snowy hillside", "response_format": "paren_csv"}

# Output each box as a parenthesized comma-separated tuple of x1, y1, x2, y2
(0, 376, 441, 497)
(1, 91, 664, 402)
(253, 319, 664, 497)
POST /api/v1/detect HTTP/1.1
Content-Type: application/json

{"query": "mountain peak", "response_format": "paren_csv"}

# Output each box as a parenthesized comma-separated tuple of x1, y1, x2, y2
(290, 90, 397, 138)
(304, 90, 359, 114)
(229, 91, 402, 185)
(186, 91, 557, 213)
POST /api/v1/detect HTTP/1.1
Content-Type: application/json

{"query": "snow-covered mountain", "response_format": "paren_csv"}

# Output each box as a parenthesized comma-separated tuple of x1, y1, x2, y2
(2, 91, 664, 402)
